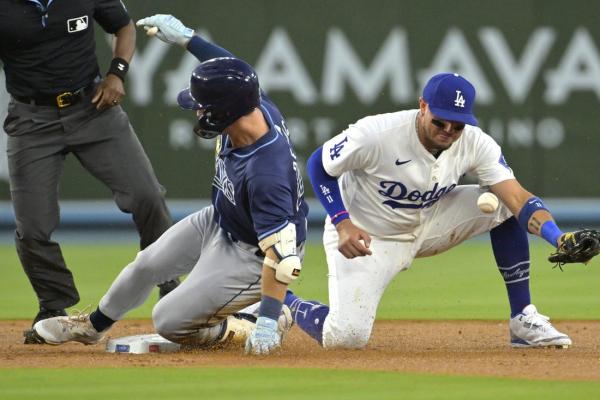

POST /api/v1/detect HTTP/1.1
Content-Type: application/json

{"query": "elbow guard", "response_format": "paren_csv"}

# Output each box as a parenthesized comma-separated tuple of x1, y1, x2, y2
(259, 223, 302, 284)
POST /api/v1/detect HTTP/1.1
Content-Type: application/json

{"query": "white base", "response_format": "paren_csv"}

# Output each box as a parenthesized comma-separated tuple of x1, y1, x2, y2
(105, 334, 181, 354)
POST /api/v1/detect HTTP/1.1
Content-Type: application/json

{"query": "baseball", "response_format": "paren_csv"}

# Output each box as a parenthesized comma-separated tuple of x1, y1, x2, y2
(145, 26, 159, 37)
(477, 192, 499, 213)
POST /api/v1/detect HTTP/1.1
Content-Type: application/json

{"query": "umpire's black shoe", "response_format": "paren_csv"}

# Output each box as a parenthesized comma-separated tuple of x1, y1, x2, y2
(23, 307, 67, 344)
(158, 278, 180, 299)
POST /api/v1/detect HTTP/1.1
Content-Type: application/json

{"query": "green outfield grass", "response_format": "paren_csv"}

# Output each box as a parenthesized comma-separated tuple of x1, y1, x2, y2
(2, 240, 599, 398)
(1, 240, 598, 320)
(2, 367, 600, 400)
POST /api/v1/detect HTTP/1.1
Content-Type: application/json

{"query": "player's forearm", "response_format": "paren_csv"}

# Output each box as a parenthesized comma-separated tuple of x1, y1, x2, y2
(186, 36, 235, 62)
(517, 199, 564, 246)
(261, 263, 287, 302)
(112, 21, 136, 63)
(258, 262, 286, 323)
(492, 179, 563, 246)
(307, 147, 349, 225)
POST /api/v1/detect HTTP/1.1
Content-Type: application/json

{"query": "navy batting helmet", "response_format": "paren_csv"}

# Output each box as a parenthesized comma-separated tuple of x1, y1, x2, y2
(177, 57, 261, 139)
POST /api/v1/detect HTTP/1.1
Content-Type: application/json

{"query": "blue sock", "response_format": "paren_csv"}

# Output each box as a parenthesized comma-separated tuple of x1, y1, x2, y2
(490, 217, 531, 317)
(89, 307, 116, 332)
(284, 290, 329, 345)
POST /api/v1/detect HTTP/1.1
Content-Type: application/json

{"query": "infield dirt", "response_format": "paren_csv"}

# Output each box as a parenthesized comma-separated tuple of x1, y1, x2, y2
(2, 320, 599, 381)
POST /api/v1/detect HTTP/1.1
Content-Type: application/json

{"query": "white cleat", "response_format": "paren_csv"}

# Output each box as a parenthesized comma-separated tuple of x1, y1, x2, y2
(32, 313, 106, 345)
(509, 304, 572, 349)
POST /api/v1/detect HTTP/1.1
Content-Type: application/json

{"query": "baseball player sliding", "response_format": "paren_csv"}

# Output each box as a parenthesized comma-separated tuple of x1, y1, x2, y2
(285, 73, 600, 349)
(31, 14, 308, 355)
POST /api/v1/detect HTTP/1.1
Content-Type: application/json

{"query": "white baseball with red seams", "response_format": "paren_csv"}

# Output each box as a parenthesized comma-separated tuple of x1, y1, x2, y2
(477, 192, 499, 213)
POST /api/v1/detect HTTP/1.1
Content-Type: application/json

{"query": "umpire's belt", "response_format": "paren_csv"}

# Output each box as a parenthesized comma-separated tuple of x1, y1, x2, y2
(13, 82, 96, 108)
(226, 232, 265, 258)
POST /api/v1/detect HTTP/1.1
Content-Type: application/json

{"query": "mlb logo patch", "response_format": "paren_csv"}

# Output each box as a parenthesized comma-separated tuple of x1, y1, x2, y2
(67, 16, 88, 33)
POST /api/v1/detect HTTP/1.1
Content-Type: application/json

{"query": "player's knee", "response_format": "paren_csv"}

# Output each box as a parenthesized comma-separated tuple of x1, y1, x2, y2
(322, 319, 372, 349)
(152, 303, 181, 341)
(153, 304, 217, 346)
(125, 252, 149, 275)
(129, 248, 165, 276)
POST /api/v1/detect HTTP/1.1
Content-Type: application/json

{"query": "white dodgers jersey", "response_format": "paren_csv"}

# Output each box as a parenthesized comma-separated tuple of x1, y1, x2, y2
(321, 109, 514, 239)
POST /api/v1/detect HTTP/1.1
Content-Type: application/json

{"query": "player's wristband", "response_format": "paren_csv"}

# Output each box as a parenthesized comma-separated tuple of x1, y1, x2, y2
(517, 196, 549, 233)
(258, 295, 283, 321)
(540, 220, 564, 247)
(107, 57, 129, 82)
(331, 210, 350, 225)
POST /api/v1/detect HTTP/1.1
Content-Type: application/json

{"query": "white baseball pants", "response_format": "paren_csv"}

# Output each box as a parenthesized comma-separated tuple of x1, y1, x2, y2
(321, 185, 512, 348)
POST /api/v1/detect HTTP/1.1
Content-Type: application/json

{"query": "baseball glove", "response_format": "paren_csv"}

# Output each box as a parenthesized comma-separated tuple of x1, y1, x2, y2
(548, 229, 600, 269)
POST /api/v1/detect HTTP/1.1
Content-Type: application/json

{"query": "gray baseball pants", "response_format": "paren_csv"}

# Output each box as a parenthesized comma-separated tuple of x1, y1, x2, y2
(98, 206, 272, 346)
(4, 95, 172, 310)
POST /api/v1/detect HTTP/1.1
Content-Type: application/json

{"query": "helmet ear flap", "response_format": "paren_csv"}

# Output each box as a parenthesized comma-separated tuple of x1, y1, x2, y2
(193, 116, 221, 139)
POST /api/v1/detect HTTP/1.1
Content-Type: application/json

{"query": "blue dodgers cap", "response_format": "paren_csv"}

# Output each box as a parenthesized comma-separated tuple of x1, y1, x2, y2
(422, 73, 478, 126)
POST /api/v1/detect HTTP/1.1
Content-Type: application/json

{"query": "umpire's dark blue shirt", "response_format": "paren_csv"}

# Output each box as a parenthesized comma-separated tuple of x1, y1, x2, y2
(0, 0, 130, 97)
(212, 94, 309, 246)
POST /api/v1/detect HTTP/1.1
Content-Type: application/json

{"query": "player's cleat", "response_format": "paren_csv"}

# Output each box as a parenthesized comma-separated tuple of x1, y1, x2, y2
(221, 305, 294, 347)
(32, 312, 106, 345)
(509, 304, 572, 349)
(23, 307, 68, 344)
(219, 314, 257, 347)
(236, 303, 294, 337)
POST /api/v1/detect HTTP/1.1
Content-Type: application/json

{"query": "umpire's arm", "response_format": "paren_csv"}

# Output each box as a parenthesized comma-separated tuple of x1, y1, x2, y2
(112, 20, 136, 64)
(92, 20, 135, 109)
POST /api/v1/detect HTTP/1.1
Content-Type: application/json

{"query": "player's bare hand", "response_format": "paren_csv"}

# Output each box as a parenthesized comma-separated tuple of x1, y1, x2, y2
(92, 74, 125, 110)
(335, 219, 372, 258)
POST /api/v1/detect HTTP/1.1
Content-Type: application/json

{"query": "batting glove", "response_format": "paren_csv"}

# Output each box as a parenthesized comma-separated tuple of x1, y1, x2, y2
(245, 316, 281, 355)
(136, 14, 194, 47)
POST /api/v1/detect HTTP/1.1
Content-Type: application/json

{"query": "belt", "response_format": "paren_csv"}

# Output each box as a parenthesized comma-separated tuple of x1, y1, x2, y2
(13, 83, 96, 108)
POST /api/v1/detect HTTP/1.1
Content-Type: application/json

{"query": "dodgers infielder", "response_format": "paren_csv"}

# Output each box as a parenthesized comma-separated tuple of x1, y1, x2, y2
(286, 73, 573, 349)
(32, 14, 308, 355)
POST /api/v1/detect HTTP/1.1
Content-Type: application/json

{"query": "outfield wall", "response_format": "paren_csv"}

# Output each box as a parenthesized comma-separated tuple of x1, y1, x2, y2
(1, 199, 599, 231)
(1, 0, 599, 200)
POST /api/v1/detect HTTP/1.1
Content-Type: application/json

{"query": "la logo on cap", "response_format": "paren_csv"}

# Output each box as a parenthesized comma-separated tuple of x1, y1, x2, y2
(454, 90, 466, 108)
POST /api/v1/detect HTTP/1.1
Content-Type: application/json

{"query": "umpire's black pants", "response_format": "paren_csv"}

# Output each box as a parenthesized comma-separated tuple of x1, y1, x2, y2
(4, 93, 172, 311)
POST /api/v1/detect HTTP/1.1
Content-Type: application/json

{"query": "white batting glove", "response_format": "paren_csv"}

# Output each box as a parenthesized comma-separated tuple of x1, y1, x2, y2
(136, 14, 194, 47)
(245, 316, 281, 355)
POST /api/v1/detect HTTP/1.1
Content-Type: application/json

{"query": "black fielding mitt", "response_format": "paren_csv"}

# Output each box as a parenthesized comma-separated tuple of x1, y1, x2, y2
(549, 229, 600, 269)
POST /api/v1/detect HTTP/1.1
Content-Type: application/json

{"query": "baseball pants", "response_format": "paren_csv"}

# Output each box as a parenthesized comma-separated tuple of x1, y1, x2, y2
(5, 95, 171, 310)
(98, 206, 269, 346)
(321, 185, 512, 348)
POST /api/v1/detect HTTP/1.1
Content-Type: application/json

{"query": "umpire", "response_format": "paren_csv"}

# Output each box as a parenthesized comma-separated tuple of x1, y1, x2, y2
(0, 0, 178, 341)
